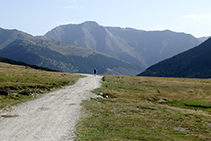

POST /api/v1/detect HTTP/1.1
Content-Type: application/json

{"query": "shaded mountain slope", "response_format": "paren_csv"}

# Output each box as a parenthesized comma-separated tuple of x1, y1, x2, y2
(138, 37, 211, 78)
(0, 36, 143, 75)
(45, 21, 201, 68)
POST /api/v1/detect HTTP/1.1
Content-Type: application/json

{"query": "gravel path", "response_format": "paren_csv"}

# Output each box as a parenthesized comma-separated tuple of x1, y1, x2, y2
(0, 74, 102, 141)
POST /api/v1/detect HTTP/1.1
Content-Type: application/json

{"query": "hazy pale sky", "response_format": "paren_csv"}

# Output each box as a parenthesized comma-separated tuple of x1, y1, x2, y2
(1, 0, 211, 37)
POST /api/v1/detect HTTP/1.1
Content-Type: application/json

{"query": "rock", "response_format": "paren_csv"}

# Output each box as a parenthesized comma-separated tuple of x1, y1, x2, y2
(96, 95, 103, 98)
(98, 92, 103, 95)
(158, 98, 168, 103)
(0, 90, 8, 96)
(174, 127, 189, 132)
(12, 93, 18, 97)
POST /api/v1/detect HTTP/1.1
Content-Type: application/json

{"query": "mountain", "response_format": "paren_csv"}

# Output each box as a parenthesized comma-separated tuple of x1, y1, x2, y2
(0, 27, 32, 49)
(0, 29, 143, 75)
(44, 21, 202, 68)
(198, 36, 210, 42)
(137, 37, 211, 78)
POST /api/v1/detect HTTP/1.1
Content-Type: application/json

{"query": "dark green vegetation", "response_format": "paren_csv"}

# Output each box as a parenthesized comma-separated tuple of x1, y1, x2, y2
(138, 37, 211, 78)
(0, 62, 82, 111)
(0, 28, 143, 75)
(45, 21, 202, 67)
(76, 75, 211, 140)
(0, 57, 57, 72)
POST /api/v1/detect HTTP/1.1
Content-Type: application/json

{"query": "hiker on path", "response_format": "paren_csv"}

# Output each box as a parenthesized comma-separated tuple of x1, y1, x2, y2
(94, 68, 97, 76)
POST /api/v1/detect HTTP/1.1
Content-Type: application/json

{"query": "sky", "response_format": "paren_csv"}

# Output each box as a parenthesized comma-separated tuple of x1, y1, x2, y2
(1, 0, 211, 37)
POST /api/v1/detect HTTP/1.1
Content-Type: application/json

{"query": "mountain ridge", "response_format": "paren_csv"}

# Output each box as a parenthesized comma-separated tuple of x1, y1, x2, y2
(138, 37, 211, 78)
(0, 28, 143, 75)
(1, 21, 209, 76)
(45, 21, 202, 68)
(0, 27, 32, 49)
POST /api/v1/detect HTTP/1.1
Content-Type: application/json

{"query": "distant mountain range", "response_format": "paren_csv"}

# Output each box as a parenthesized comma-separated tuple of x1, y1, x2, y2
(0, 28, 142, 75)
(45, 21, 204, 68)
(0, 21, 210, 76)
(138, 37, 211, 78)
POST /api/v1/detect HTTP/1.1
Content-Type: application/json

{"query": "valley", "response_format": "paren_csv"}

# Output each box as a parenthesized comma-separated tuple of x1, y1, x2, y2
(1, 0, 211, 140)
(0, 62, 210, 140)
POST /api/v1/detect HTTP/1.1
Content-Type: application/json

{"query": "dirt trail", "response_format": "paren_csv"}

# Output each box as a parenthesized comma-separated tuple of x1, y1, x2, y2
(0, 74, 102, 141)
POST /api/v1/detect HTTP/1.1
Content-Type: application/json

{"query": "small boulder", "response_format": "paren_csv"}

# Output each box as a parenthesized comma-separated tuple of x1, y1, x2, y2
(158, 98, 168, 103)
(98, 92, 103, 95)
(174, 127, 189, 132)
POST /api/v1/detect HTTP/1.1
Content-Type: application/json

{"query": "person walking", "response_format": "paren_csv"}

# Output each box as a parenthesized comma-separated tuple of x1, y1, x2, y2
(94, 68, 97, 76)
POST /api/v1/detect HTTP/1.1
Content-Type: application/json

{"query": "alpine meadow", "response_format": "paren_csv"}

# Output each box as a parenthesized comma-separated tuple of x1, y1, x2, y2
(76, 75, 211, 140)
(0, 20, 211, 141)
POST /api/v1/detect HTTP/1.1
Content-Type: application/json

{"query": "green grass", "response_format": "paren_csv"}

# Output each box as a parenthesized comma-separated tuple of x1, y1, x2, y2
(0, 94, 33, 110)
(0, 62, 82, 111)
(76, 75, 211, 141)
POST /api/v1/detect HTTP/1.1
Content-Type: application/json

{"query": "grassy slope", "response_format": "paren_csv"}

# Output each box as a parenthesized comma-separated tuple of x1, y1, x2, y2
(0, 62, 82, 111)
(77, 75, 211, 141)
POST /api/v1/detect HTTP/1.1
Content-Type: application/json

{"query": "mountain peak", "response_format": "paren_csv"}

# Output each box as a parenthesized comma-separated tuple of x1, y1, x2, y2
(44, 22, 202, 69)
(81, 21, 100, 27)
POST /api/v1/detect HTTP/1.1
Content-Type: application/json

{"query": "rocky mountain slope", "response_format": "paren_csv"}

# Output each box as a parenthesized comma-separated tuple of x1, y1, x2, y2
(45, 21, 202, 68)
